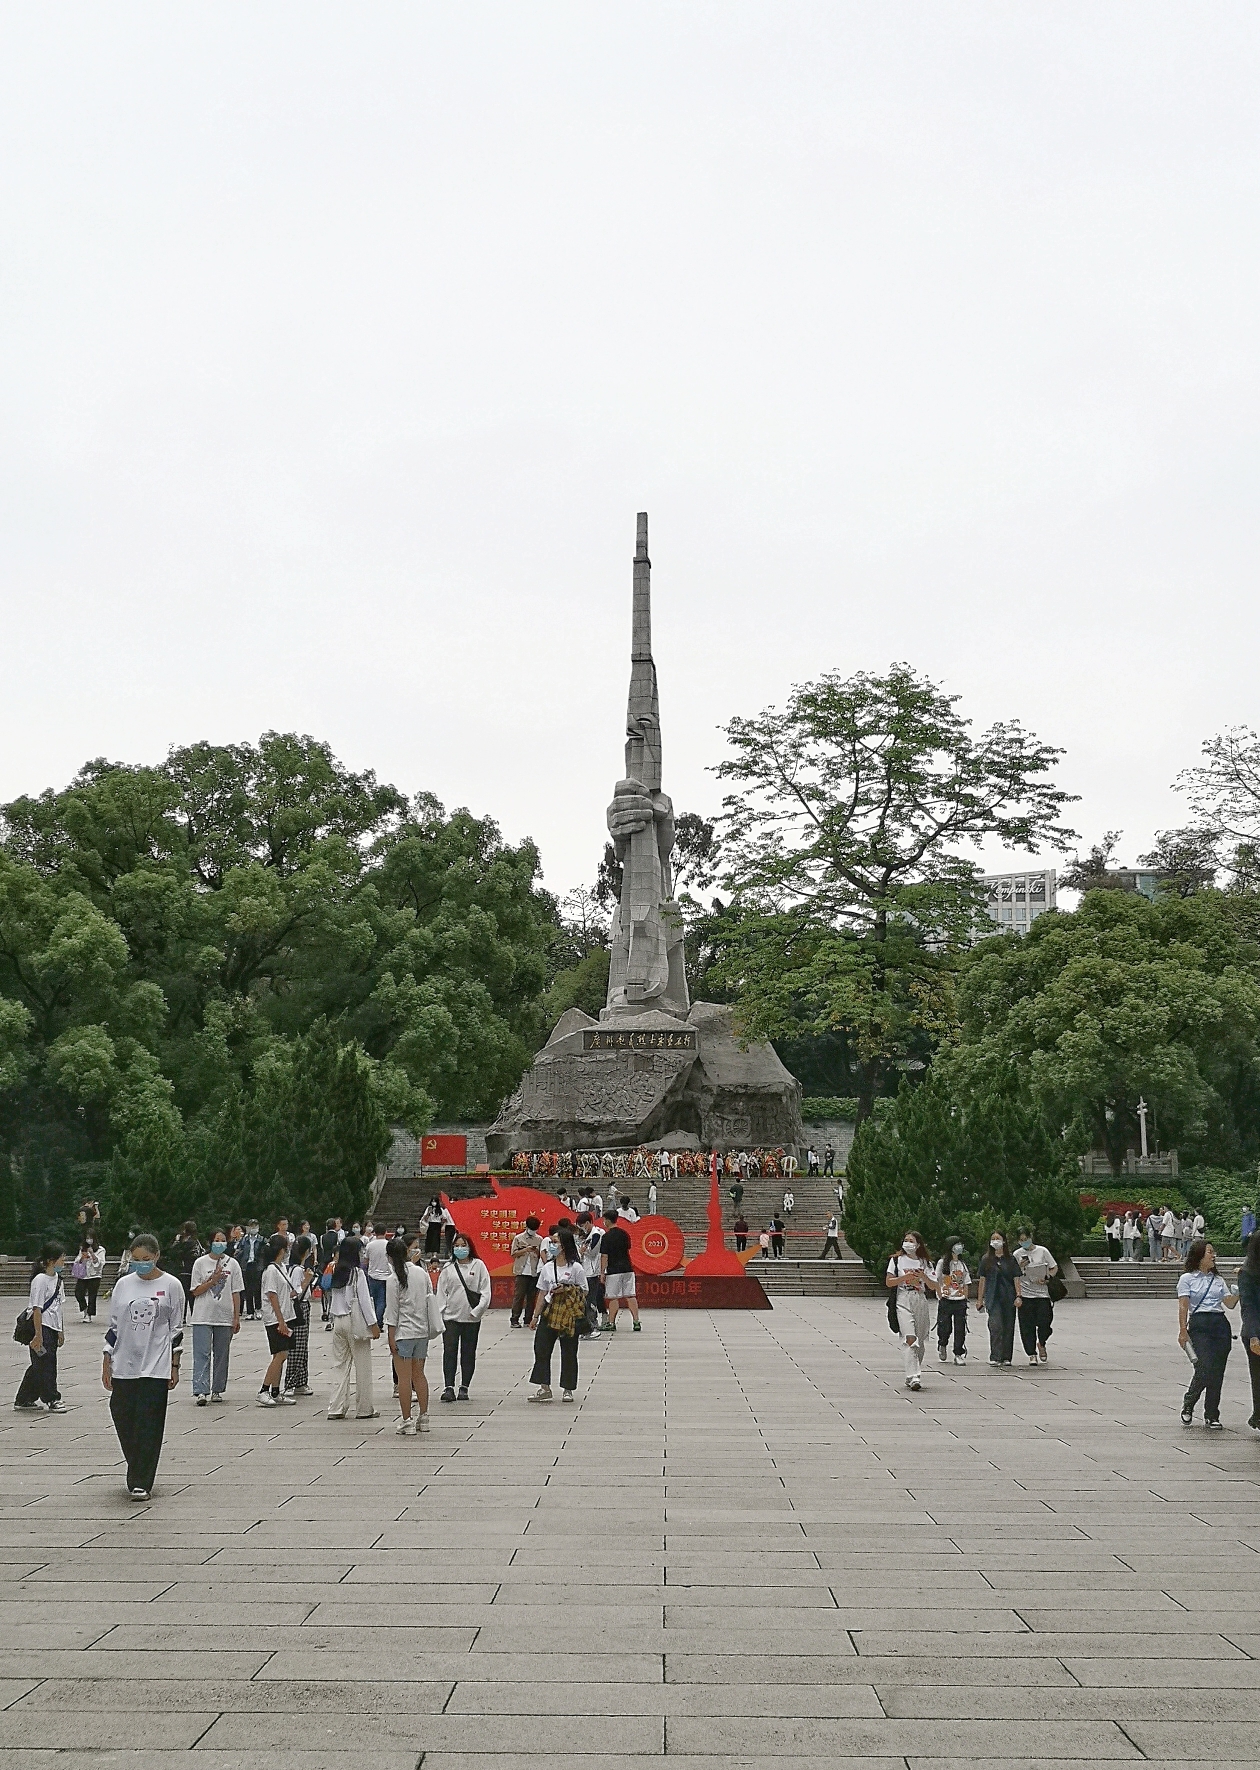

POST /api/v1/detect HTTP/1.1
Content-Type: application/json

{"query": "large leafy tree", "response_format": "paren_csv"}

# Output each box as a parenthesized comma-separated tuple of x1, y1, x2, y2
(708, 665, 1076, 1119)
(0, 734, 559, 1248)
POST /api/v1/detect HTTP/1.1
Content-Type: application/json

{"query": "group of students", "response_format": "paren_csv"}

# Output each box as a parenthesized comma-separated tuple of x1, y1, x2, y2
(885, 1227, 1060, 1389)
(1104, 1207, 1206, 1263)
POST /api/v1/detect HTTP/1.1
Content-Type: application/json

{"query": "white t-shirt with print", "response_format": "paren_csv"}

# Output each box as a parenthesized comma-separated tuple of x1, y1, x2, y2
(104, 1272, 185, 1379)
(190, 1254, 245, 1327)
(887, 1254, 929, 1292)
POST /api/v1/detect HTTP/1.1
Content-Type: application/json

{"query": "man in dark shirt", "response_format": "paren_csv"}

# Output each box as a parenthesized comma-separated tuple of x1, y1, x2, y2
(235, 1221, 266, 1319)
(319, 1220, 340, 1328)
(771, 1215, 786, 1259)
(600, 1210, 641, 1332)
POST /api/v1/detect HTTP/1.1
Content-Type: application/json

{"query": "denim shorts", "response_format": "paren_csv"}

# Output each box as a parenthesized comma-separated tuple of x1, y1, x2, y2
(394, 1337, 429, 1361)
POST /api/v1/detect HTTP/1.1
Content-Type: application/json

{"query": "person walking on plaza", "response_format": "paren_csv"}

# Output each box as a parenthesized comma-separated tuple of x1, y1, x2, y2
(734, 1214, 749, 1254)
(1242, 1203, 1257, 1248)
(189, 1229, 243, 1404)
(364, 1226, 391, 1328)
(529, 1227, 589, 1403)
(437, 1232, 491, 1401)
(1178, 1240, 1240, 1428)
(600, 1209, 641, 1332)
(236, 1220, 265, 1319)
(577, 1214, 606, 1330)
(327, 1236, 380, 1419)
(74, 1233, 106, 1323)
(102, 1234, 184, 1499)
(14, 1244, 67, 1413)
(385, 1235, 434, 1435)
(1105, 1214, 1122, 1261)
(821, 1215, 842, 1260)
(319, 1219, 340, 1329)
(510, 1217, 543, 1329)
(283, 1233, 318, 1397)
(935, 1238, 971, 1364)
(977, 1230, 1022, 1367)
(257, 1234, 297, 1406)
(1014, 1228, 1058, 1366)
(886, 1231, 935, 1391)
(1237, 1232, 1260, 1432)
(166, 1220, 203, 1313)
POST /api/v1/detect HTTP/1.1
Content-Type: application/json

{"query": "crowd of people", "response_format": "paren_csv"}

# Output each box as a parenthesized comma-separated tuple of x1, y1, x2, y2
(11, 1199, 649, 1499)
(1102, 1206, 1207, 1262)
(510, 1144, 840, 1182)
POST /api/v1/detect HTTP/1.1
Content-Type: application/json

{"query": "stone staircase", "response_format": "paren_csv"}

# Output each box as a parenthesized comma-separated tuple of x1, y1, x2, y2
(751, 1257, 883, 1298)
(1075, 1256, 1242, 1298)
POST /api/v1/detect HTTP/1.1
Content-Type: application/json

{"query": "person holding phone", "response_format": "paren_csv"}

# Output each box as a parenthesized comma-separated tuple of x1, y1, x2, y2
(977, 1231, 1022, 1367)
(1014, 1228, 1059, 1366)
(189, 1228, 244, 1404)
(102, 1234, 184, 1500)
(282, 1233, 318, 1398)
(1178, 1240, 1240, 1428)
(886, 1231, 936, 1390)
(257, 1234, 297, 1407)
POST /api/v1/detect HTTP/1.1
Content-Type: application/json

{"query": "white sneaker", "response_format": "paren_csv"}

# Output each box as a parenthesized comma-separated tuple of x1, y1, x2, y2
(128, 1488, 150, 1501)
(1028, 1355, 1039, 1367)
(528, 1385, 554, 1403)
(46, 1399, 68, 1413)
(561, 1390, 575, 1403)
(256, 1392, 278, 1407)
(954, 1352, 967, 1365)
(210, 1393, 225, 1403)
(276, 1393, 298, 1405)
(416, 1413, 431, 1434)
(395, 1416, 414, 1435)
(906, 1376, 921, 1390)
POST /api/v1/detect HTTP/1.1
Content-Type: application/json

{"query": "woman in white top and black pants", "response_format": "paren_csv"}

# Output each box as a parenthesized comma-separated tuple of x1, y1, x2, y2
(258, 1234, 297, 1406)
(326, 1236, 381, 1420)
(15, 1243, 67, 1412)
(529, 1227, 589, 1403)
(1178, 1239, 1240, 1428)
(436, 1231, 491, 1403)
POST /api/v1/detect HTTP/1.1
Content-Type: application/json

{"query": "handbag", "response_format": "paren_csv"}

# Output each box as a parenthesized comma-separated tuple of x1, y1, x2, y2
(347, 1277, 373, 1343)
(886, 1255, 901, 1332)
(71, 1258, 87, 1280)
(14, 1278, 61, 1346)
(424, 1272, 445, 1339)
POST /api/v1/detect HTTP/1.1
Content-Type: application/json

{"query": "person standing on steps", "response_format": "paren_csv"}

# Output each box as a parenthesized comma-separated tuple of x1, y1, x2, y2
(1236, 1232, 1260, 1434)
(934, 1238, 971, 1364)
(821, 1215, 843, 1260)
(101, 1234, 185, 1500)
(510, 1217, 543, 1329)
(189, 1228, 243, 1404)
(385, 1235, 434, 1435)
(647, 1179, 657, 1214)
(1178, 1240, 1240, 1429)
(528, 1227, 590, 1404)
(326, 1236, 380, 1419)
(257, 1234, 297, 1407)
(886, 1231, 935, 1391)
(734, 1214, 750, 1255)
(782, 1187, 795, 1218)
(823, 1142, 835, 1177)
(771, 1215, 786, 1259)
(600, 1209, 641, 1332)
(976, 1230, 1022, 1367)
(14, 1244, 67, 1413)
(1014, 1228, 1058, 1366)
(437, 1232, 491, 1402)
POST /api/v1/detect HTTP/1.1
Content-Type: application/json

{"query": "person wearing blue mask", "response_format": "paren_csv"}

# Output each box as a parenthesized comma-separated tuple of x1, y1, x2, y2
(102, 1234, 185, 1500)
(188, 1228, 244, 1404)
(436, 1232, 491, 1402)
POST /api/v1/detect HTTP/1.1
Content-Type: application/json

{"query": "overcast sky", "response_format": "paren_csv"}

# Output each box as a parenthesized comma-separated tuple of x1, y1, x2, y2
(2, 5, 1257, 899)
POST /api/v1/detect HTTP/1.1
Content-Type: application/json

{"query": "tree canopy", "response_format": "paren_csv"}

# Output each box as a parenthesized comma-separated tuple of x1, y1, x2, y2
(0, 734, 559, 1249)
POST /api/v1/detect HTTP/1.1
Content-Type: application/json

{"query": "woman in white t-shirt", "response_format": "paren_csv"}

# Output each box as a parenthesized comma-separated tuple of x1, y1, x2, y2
(15, 1243, 67, 1413)
(257, 1235, 297, 1408)
(1178, 1240, 1239, 1428)
(385, 1234, 435, 1435)
(886, 1231, 936, 1390)
(189, 1229, 244, 1404)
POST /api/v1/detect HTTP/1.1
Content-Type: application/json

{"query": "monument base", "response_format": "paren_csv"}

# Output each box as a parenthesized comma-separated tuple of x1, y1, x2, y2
(489, 1273, 771, 1310)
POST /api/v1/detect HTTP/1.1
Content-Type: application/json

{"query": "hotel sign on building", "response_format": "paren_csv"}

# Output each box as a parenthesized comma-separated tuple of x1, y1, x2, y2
(981, 869, 1056, 935)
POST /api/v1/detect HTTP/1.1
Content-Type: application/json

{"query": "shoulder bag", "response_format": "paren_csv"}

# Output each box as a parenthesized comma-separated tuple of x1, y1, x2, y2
(14, 1277, 62, 1346)
(885, 1255, 900, 1332)
(347, 1274, 374, 1343)
(422, 1270, 445, 1338)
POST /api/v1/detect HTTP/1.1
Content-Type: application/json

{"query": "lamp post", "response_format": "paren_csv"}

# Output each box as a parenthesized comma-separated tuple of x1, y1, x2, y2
(1137, 1098, 1149, 1163)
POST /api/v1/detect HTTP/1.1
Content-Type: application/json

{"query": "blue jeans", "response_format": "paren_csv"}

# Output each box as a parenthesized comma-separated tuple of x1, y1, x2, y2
(367, 1277, 388, 1328)
(192, 1323, 234, 1396)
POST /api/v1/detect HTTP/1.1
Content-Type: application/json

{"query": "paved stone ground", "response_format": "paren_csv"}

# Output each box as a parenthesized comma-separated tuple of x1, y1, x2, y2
(3, 1297, 1260, 1768)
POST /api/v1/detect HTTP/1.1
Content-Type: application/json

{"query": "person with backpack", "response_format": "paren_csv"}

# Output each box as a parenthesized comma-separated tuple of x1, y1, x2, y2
(385, 1234, 436, 1435)
(436, 1231, 491, 1402)
(976, 1230, 1022, 1367)
(934, 1238, 971, 1364)
(886, 1231, 936, 1390)
(14, 1243, 67, 1413)
(577, 1214, 606, 1330)
(236, 1220, 266, 1319)
(528, 1227, 590, 1403)
(256, 1234, 298, 1407)
(1178, 1240, 1240, 1428)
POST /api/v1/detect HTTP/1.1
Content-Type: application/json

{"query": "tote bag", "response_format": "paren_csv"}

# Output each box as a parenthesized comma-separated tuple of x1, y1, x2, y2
(347, 1277, 373, 1343)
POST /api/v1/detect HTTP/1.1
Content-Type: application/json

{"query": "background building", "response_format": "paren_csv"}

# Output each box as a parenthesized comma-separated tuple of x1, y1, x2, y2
(981, 868, 1057, 935)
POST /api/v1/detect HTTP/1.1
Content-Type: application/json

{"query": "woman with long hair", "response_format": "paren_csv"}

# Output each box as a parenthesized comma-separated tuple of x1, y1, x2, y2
(436, 1230, 491, 1403)
(282, 1233, 318, 1398)
(886, 1230, 936, 1391)
(189, 1227, 244, 1404)
(1238, 1232, 1260, 1433)
(528, 1226, 589, 1404)
(977, 1229, 1022, 1368)
(326, 1236, 380, 1420)
(422, 1198, 444, 1259)
(15, 1243, 67, 1413)
(75, 1232, 107, 1323)
(1178, 1240, 1240, 1429)
(257, 1233, 296, 1407)
(385, 1234, 435, 1435)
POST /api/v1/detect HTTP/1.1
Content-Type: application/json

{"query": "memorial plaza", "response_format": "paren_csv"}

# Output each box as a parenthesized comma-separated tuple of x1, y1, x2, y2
(4, 1294, 1259, 1768)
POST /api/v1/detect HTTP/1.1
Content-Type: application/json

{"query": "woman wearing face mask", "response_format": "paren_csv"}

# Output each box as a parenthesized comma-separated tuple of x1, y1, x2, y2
(977, 1230, 1022, 1367)
(385, 1235, 435, 1435)
(1014, 1226, 1059, 1366)
(886, 1231, 936, 1391)
(189, 1228, 244, 1404)
(436, 1232, 491, 1403)
(75, 1233, 107, 1324)
(257, 1233, 297, 1407)
(326, 1236, 381, 1420)
(1178, 1240, 1240, 1428)
(528, 1226, 589, 1403)
(281, 1234, 318, 1398)
(934, 1237, 971, 1365)
(101, 1234, 185, 1499)
(15, 1244, 67, 1413)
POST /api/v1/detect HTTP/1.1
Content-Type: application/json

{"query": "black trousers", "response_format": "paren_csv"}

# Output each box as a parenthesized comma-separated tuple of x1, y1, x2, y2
(110, 1377, 169, 1493)
(937, 1298, 968, 1354)
(587, 1275, 605, 1316)
(1018, 1296, 1054, 1355)
(986, 1296, 1016, 1363)
(1185, 1315, 1232, 1423)
(442, 1321, 480, 1390)
(15, 1340, 60, 1406)
(511, 1275, 538, 1325)
(75, 1278, 101, 1317)
(1246, 1341, 1260, 1424)
(243, 1270, 263, 1316)
(735, 1236, 747, 1253)
(771, 1235, 785, 1258)
(821, 1236, 842, 1260)
(531, 1321, 579, 1391)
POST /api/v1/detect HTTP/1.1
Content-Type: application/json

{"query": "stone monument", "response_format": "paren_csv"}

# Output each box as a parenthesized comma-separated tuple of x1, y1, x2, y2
(486, 515, 803, 1166)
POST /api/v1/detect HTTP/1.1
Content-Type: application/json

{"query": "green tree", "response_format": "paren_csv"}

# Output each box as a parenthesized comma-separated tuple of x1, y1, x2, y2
(709, 665, 1076, 1119)
(843, 1067, 1088, 1273)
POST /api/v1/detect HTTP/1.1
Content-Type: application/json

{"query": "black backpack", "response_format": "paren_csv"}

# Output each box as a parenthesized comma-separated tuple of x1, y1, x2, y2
(885, 1254, 900, 1332)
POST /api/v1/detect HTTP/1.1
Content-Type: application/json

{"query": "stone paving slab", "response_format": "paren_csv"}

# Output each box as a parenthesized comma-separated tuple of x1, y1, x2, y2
(4, 1297, 1260, 1764)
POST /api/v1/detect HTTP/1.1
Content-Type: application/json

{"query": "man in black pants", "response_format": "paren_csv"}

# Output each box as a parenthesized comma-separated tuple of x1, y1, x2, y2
(236, 1220, 265, 1319)
(319, 1219, 340, 1329)
(771, 1215, 786, 1259)
(102, 1233, 184, 1500)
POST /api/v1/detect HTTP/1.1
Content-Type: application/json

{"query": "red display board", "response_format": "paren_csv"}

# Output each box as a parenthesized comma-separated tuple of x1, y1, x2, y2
(421, 1134, 467, 1169)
